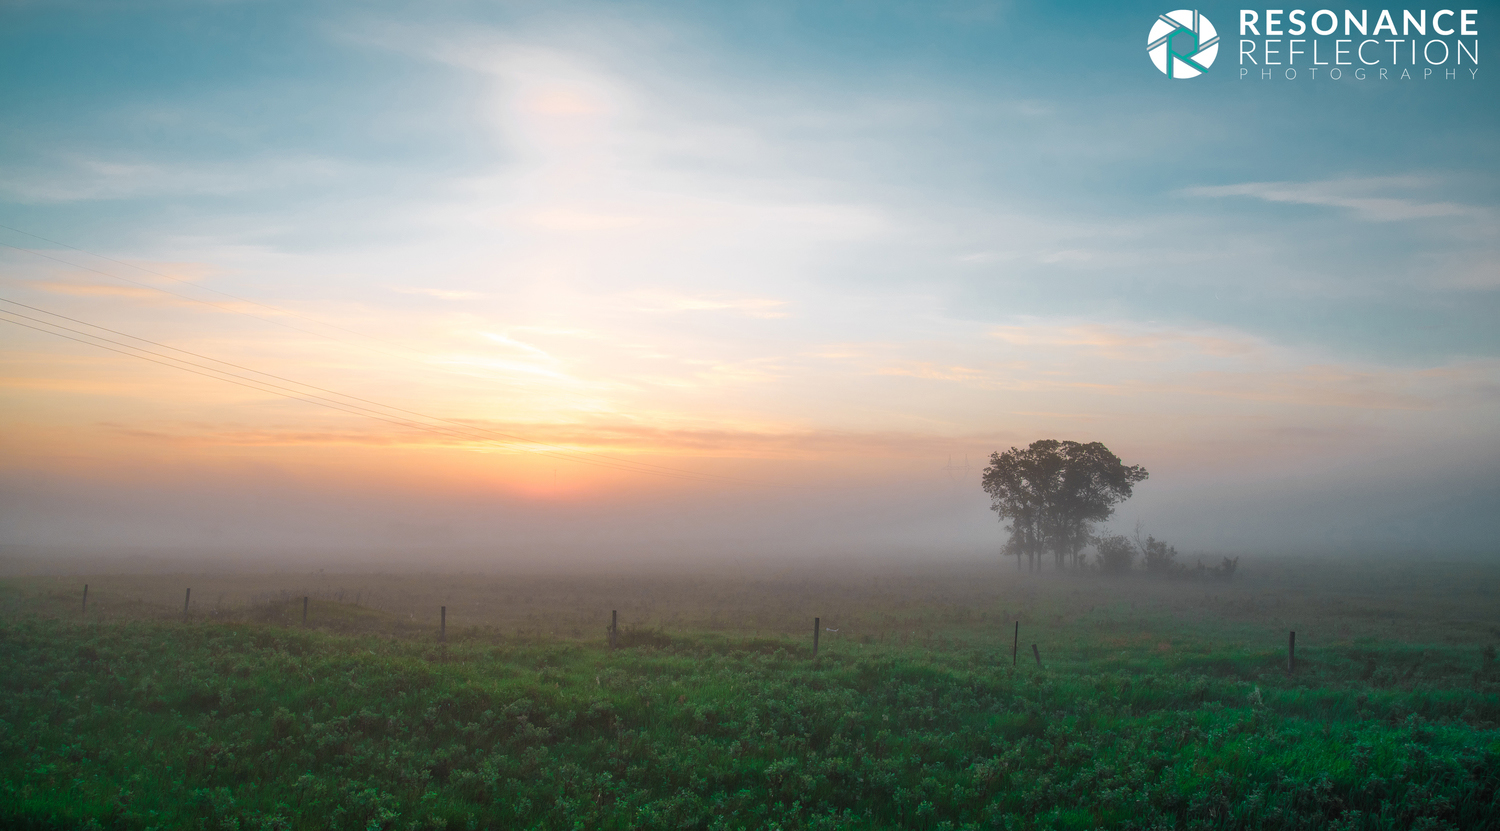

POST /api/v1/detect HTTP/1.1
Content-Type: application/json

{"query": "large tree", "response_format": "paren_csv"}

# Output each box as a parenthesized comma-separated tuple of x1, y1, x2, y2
(981, 440, 1148, 570)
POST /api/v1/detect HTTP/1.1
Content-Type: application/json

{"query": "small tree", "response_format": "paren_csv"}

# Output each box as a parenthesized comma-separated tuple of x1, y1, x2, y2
(1138, 535, 1179, 573)
(1212, 556, 1239, 580)
(1094, 534, 1135, 574)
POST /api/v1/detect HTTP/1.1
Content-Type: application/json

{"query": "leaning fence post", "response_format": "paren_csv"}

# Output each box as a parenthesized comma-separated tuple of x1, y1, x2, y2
(183, 588, 191, 621)
(1013, 621, 1019, 666)
(82, 584, 88, 616)
(1032, 643, 1042, 669)
(1288, 630, 1296, 673)
(440, 606, 447, 642)
(813, 617, 821, 659)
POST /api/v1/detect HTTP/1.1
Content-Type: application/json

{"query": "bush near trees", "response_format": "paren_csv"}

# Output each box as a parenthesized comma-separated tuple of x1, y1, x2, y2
(1139, 534, 1239, 580)
(1094, 534, 1136, 574)
(1092, 531, 1239, 580)
(1203, 556, 1240, 579)
(1140, 535, 1179, 574)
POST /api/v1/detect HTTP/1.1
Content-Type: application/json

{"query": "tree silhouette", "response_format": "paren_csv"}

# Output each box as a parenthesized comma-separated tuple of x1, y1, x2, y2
(981, 440, 1148, 571)
(1094, 534, 1136, 574)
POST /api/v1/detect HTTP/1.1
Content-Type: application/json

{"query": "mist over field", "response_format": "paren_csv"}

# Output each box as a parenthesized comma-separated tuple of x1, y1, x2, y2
(4, 440, 1497, 566)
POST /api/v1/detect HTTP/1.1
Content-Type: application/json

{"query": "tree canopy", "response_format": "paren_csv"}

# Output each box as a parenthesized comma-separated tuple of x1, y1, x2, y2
(980, 440, 1147, 570)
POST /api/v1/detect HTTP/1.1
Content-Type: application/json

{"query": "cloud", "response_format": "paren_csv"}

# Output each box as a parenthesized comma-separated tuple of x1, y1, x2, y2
(23, 280, 282, 316)
(818, 320, 1499, 417)
(24, 282, 162, 301)
(1180, 177, 1486, 222)
(626, 291, 790, 318)
(0, 156, 350, 204)
(392, 287, 484, 300)
(987, 323, 1258, 359)
(478, 332, 554, 359)
(437, 355, 572, 381)
(84, 417, 1017, 460)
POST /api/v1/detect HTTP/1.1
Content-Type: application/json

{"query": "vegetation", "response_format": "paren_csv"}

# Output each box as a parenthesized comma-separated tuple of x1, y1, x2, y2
(1093, 535, 1238, 581)
(982, 440, 1148, 571)
(1094, 535, 1136, 574)
(1, 558, 1498, 830)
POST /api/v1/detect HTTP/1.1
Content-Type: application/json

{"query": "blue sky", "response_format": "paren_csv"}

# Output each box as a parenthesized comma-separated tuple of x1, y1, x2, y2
(1, 0, 1496, 556)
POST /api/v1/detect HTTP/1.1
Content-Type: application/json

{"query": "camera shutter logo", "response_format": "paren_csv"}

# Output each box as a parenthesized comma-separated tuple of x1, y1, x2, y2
(1148, 10, 1218, 78)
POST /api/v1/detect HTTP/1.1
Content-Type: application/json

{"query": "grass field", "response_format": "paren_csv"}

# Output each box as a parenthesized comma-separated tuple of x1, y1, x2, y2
(1, 554, 1497, 829)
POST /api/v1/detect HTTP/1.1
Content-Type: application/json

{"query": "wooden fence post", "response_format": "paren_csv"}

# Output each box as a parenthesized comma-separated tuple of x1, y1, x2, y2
(440, 606, 447, 643)
(813, 617, 820, 659)
(1012, 621, 1019, 666)
(609, 610, 618, 649)
(183, 588, 191, 621)
(82, 584, 88, 615)
(1288, 630, 1296, 673)
(1032, 643, 1042, 669)
(303, 596, 309, 626)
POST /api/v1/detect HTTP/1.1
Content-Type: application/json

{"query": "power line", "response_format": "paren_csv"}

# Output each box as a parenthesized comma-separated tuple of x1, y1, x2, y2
(0, 222, 395, 348)
(0, 223, 665, 422)
(0, 241, 422, 367)
(0, 307, 497, 444)
(0, 301, 770, 487)
(0, 225, 765, 483)
(0, 313, 443, 439)
(0, 309, 744, 485)
(0, 223, 775, 485)
(0, 296, 760, 484)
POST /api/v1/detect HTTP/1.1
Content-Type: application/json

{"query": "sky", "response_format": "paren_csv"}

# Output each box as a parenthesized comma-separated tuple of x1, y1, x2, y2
(1, 0, 1497, 563)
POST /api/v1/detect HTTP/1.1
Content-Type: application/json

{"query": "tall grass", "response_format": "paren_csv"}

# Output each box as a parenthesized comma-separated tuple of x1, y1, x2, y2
(1, 604, 1496, 830)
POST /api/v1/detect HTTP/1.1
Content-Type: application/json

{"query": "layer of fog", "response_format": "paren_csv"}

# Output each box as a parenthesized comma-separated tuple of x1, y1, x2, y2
(4, 447, 1495, 574)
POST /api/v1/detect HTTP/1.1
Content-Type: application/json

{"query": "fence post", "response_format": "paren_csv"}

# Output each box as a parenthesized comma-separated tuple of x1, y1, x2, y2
(82, 584, 88, 616)
(609, 610, 618, 649)
(813, 617, 820, 659)
(1013, 621, 1019, 666)
(440, 606, 447, 643)
(1288, 630, 1296, 673)
(183, 588, 191, 621)
(303, 596, 309, 626)
(1032, 644, 1042, 669)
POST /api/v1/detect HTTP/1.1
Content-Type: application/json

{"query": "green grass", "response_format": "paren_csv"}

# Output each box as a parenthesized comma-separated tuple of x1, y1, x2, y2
(2, 604, 1497, 830)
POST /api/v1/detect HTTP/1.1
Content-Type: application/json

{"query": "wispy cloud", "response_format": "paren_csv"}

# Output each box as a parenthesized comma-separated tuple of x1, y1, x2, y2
(626, 291, 789, 318)
(988, 323, 1257, 359)
(1180, 177, 1485, 222)
(392, 287, 484, 300)
(86, 417, 1018, 460)
(24, 282, 163, 301)
(22, 280, 280, 316)
(0, 156, 350, 204)
(813, 320, 1499, 419)
(478, 332, 554, 359)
